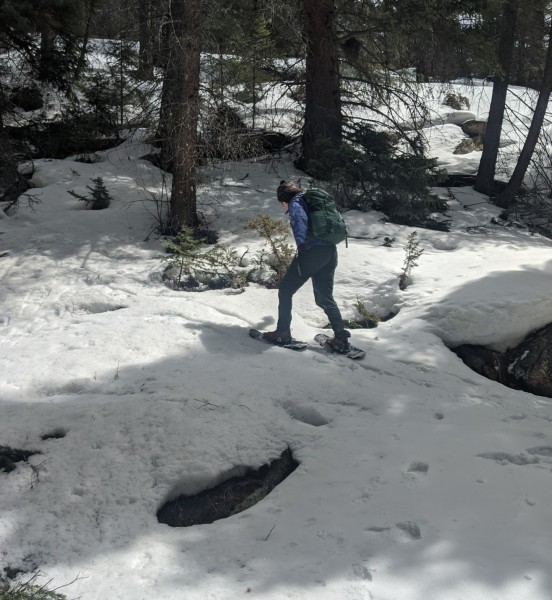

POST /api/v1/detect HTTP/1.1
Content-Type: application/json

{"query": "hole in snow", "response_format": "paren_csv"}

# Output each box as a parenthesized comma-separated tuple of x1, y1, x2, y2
(157, 448, 299, 527)
(0, 445, 39, 474)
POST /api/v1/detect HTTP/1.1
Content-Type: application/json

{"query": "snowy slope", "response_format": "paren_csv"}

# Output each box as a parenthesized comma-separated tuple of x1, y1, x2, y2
(1, 120, 552, 598)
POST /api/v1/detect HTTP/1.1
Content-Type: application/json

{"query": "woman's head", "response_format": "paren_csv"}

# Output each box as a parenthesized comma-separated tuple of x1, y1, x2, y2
(276, 180, 302, 204)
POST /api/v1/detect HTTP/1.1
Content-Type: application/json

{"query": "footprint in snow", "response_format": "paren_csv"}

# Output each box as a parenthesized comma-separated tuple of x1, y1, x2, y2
(281, 401, 330, 427)
(402, 462, 430, 489)
(365, 522, 422, 541)
(352, 563, 373, 581)
(396, 521, 422, 540)
(407, 461, 429, 474)
(503, 414, 527, 422)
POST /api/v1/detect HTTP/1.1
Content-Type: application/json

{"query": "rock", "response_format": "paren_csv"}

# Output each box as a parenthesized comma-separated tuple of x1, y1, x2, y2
(507, 323, 552, 397)
(454, 322, 552, 398)
(461, 120, 486, 138)
(17, 162, 35, 176)
(453, 137, 483, 154)
(455, 344, 504, 383)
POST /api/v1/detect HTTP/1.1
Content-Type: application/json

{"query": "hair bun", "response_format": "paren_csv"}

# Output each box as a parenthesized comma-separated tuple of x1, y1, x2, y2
(276, 179, 301, 203)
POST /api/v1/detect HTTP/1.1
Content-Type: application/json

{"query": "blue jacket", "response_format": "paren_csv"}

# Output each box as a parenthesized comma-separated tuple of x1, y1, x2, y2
(287, 193, 332, 249)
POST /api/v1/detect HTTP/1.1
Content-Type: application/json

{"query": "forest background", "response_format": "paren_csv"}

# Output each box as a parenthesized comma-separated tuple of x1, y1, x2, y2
(3, 0, 552, 234)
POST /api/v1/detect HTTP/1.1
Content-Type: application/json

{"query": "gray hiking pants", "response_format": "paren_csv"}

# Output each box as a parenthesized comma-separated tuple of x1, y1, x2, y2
(276, 245, 345, 334)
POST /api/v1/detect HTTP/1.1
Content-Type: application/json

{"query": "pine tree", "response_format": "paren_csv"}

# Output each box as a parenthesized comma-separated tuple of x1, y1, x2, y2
(498, 14, 552, 207)
(162, 0, 202, 232)
(475, 0, 520, 197)
(0, 0, 89, 89)
(68, 177, 112, 209)
(301, 0, 342, 171)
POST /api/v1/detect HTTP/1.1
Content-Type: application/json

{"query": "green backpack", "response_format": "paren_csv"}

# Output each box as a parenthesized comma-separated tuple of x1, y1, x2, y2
(302, 188, 348, 245)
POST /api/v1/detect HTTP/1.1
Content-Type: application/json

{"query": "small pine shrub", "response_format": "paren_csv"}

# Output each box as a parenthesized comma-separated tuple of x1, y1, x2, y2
(353, 298, 381, 328)
(68, 177, 112, 210)
(245, 214, 295, 286)
(307, 125, 448, 228)
(399, 231, 424, 290)
(163, 227, 246, 290)
(324, 298, 382, 330)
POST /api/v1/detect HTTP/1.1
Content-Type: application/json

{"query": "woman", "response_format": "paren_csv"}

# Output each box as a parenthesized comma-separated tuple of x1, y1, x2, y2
(262, 180, 351, 352)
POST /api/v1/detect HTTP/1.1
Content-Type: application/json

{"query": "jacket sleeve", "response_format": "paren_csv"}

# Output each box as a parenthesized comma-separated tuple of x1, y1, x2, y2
(287, 196, 309, 246)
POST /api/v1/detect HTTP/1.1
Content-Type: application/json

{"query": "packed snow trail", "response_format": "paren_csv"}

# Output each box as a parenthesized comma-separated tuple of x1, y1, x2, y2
(1, 139, 552, 600)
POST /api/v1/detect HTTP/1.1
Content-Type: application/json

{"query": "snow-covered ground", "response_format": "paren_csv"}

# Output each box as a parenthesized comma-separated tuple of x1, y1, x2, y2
(2, 86, 552, 599)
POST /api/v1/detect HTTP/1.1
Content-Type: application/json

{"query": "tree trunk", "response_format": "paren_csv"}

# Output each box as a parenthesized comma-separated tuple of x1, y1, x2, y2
(75, 0, 97, 81)
(474, 0, 519, 197)
(38, 22, 56, 82)
(138, 0, 155, 80)
(300, 0, 341, 170)
(163, 0, 201, 232)
(497, 18, 552, 208)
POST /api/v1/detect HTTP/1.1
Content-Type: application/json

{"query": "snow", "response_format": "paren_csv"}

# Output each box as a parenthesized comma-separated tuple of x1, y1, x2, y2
(2, 90, 552, 600)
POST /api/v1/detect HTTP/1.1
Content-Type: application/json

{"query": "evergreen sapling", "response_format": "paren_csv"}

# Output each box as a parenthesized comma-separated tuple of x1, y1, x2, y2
(68, 177, 112, 210)
(399, 231, 424, 290)
(245, 214, 295, 286)
(163, 228, 246, 290)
